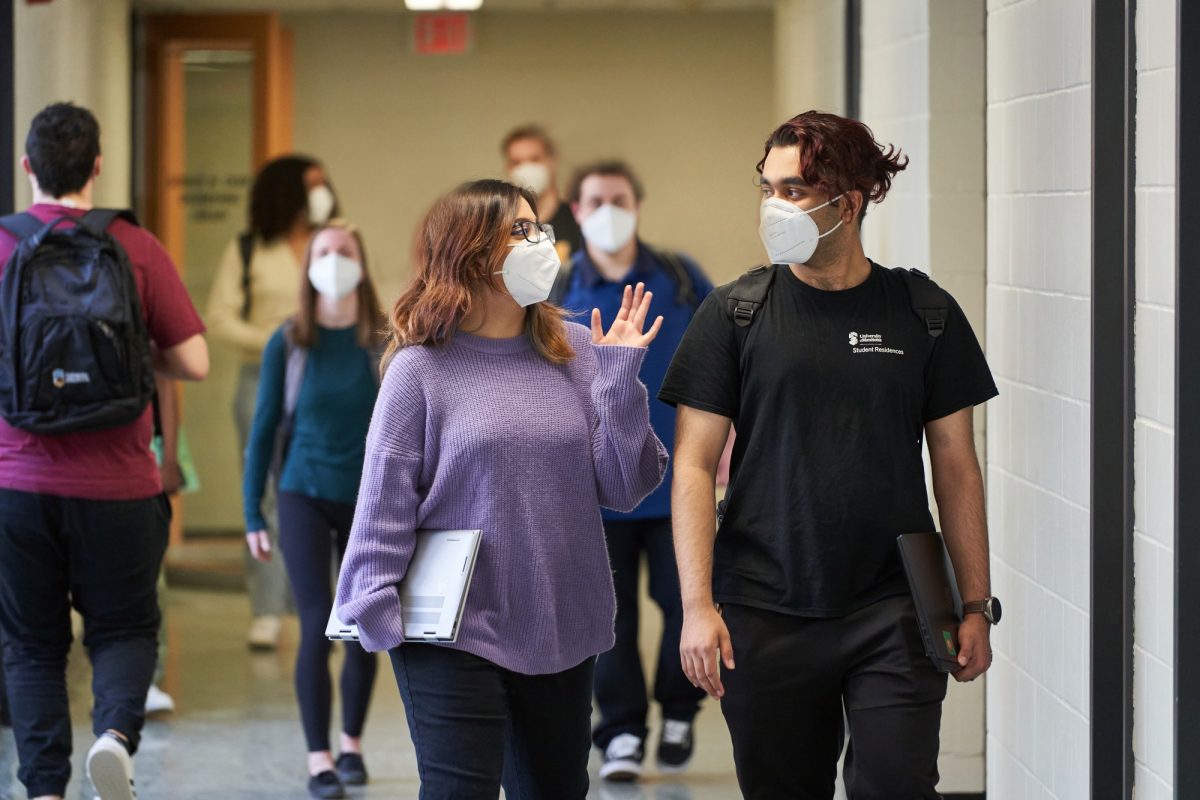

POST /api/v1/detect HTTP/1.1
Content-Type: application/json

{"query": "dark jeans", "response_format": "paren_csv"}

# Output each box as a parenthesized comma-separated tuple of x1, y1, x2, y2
(592, 517, 704, 749)
(720, 594, 948, 800)
(277, 492, 378, 752)
(0, 629, 8, 727)
(391, 645, 593, 800)
(0, 488, 169, 798)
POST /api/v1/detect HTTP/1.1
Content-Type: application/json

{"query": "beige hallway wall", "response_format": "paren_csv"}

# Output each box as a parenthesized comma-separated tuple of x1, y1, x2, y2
(286, 10, 776, 305)
(13, 0, 132, 208)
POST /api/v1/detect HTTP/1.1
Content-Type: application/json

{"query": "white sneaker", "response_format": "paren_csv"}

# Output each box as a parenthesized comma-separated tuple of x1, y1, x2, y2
(599, 733, 644, 782)
(246, 614, 282, 650)
(144, 685, 175, 714)
(86, 734, 137, 800)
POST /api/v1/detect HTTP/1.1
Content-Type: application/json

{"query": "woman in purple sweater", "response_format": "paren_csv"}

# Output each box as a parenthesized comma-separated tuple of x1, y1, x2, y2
(335, 179, 667, 799)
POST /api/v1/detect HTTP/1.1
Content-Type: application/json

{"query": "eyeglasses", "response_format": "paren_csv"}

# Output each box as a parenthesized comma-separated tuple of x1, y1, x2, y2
(510, 220, 555, 244)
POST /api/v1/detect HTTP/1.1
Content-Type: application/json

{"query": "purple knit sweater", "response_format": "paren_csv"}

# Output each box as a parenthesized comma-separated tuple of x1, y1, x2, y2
(335, 322, 667, 674)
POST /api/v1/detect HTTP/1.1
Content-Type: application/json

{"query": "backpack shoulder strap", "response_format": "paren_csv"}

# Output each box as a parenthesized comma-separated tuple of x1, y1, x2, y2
(239, 232, 255, 320)
(648, 246, 699, 308)
(726, 265, 776, 328)
(899, 268, 949, 338)
(80, 208, 138, 234)
(282, 322, 308, 419)
(0, 212, 43, 241)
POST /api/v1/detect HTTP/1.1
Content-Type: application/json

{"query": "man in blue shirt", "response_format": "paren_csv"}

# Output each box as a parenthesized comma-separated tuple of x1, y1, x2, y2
(556, 160, 713, 782)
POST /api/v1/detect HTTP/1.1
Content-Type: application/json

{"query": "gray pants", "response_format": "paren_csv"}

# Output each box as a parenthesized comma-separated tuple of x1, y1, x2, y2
(235, 362, 293, 617)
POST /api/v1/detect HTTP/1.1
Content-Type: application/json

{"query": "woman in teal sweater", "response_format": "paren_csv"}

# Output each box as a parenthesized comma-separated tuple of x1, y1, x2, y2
(243, 220, 386, 800)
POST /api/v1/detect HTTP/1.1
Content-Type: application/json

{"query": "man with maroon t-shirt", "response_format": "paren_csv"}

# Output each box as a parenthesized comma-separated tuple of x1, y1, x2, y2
(0, 103, 209, 800)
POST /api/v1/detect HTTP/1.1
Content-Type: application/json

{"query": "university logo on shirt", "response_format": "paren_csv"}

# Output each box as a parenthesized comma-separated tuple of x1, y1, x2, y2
(848, 331, 904, 356)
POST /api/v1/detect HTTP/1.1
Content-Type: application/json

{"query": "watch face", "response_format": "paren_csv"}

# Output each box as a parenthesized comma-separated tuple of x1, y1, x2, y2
(987, 597, 1002, 625)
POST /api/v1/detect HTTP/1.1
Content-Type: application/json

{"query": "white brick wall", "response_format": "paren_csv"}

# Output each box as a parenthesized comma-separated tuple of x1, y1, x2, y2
(860, 0, 931, 270)
(986, 0, 1092, 797)
(1133, 0, 1176, 795)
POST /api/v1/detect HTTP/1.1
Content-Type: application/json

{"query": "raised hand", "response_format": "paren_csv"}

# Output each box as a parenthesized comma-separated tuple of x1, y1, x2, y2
(590, 282, 664, 348)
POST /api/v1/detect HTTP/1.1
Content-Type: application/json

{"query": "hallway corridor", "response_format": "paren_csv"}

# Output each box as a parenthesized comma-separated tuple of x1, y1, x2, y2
(0, 588, 741, 800)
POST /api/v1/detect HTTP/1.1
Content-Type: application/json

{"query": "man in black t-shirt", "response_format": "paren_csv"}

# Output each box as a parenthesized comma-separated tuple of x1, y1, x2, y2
(659, 110, 999, 799)
(501, 124, 583, 261)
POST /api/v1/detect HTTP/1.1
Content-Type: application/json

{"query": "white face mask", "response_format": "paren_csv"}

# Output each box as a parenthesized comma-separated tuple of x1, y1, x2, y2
(581, 203, 638, 254)
(509, 162, 551, 196)
(495, 237, 561, 307)
(758, 195, 844, 265)
(308, 253, 362, 300)
(308, 185, 336, 226)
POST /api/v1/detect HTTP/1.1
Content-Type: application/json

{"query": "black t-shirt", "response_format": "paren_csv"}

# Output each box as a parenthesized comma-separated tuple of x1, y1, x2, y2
(658, 262, 998, 617)
(548, 203, 582, 257)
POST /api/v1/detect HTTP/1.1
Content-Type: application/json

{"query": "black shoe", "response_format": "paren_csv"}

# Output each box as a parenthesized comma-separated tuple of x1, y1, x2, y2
(656, 719, 694, 773)
(335, 752, 368, 786)
(307, 770, 346, 800)
(599, 733, 644, 782)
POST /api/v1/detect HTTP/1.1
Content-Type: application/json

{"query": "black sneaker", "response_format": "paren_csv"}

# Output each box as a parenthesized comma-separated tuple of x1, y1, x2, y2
(656, 719, 694, 773)
(599, 733, 644, 782)
(307, 770, 346, 800)
(335, 752, 368, 786)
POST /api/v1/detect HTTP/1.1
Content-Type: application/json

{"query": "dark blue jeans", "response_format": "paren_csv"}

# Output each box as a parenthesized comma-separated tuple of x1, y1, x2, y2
(277, 492, 377, 752)
(592, 517, 704, 749)
(391, 645, 593, 800)
(0, 488, 169, 798)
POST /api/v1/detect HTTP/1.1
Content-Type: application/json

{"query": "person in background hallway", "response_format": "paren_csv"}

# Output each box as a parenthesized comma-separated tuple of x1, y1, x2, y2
(0, 102, 209, 800)
(144, 374, 183, 717)
(207, 155, 341, 651)
(555, 160, 711, 782)
(661, 110, 1001, 800)
(502, 124, 582, 261)
(243, 220, 383, 800)
(335, 179, 667, 800)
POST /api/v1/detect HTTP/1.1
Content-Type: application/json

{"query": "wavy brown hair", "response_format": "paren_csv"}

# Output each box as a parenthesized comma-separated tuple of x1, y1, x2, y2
(290, 219, 386, 350)
(383, 179, 573, 371)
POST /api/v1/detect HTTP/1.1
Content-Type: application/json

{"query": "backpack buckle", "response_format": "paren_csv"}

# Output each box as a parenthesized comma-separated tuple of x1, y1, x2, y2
(733, 300, 757, 326)
(925, 313, 945, 338)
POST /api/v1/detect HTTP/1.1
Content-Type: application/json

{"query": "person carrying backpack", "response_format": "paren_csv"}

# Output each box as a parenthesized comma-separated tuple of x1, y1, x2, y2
(242, 220, 385, 800)
(554, 160, 713, 782)
(0, 102, 208, 800)
(660, 111, 1000, 799)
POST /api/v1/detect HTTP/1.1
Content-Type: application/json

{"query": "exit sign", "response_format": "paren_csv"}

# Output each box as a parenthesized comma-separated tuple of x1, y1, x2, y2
(414, 13, 473, 56)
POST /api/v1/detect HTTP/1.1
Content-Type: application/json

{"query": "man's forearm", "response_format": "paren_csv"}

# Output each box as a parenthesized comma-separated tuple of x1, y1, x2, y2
(933, 464, 991, 601)
(672, 462, 720, 611)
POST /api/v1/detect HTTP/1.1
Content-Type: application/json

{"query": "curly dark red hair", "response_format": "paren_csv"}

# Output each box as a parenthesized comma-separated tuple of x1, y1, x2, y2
(757, 110, 909, 221)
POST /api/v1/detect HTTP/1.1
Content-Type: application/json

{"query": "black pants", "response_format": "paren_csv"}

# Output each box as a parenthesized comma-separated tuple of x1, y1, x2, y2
(391, 645, 593, 800)
(0, 488, 169, 798)
(277, 491, 378, 753)
(592, 517, 704, 749)
(720, 594, 948, 800)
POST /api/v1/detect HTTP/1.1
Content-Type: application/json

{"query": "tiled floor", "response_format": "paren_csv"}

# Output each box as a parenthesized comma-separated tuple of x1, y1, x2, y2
(0, 588, 744, 800)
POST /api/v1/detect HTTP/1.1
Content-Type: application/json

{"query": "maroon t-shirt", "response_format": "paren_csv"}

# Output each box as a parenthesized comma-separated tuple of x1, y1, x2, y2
(0, 204, 206, 500)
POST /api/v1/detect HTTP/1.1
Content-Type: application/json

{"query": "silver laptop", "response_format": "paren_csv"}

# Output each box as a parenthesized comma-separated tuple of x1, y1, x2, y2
(326, 528, 482, 643)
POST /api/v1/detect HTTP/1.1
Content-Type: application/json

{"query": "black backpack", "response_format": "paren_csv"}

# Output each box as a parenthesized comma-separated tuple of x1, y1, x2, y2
(0, 209, 155, 435)
(725, 263, 949, 339)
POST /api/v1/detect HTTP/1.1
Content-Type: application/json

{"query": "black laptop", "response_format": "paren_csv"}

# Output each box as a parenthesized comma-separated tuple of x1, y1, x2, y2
(896, 532, 964, 673)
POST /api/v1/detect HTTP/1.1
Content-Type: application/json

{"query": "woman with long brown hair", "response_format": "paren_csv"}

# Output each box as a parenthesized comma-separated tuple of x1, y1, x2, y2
(209, 155, 341, 651)
(243, 220, 384, 799)
(335, 179, 667, 799)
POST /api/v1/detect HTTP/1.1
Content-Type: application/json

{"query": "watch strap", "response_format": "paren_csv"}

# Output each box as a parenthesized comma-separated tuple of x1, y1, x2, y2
(963, 599, 988, 615)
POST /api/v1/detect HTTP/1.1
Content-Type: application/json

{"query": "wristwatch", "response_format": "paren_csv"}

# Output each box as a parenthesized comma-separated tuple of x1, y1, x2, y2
(963, 596, 1002, 625)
